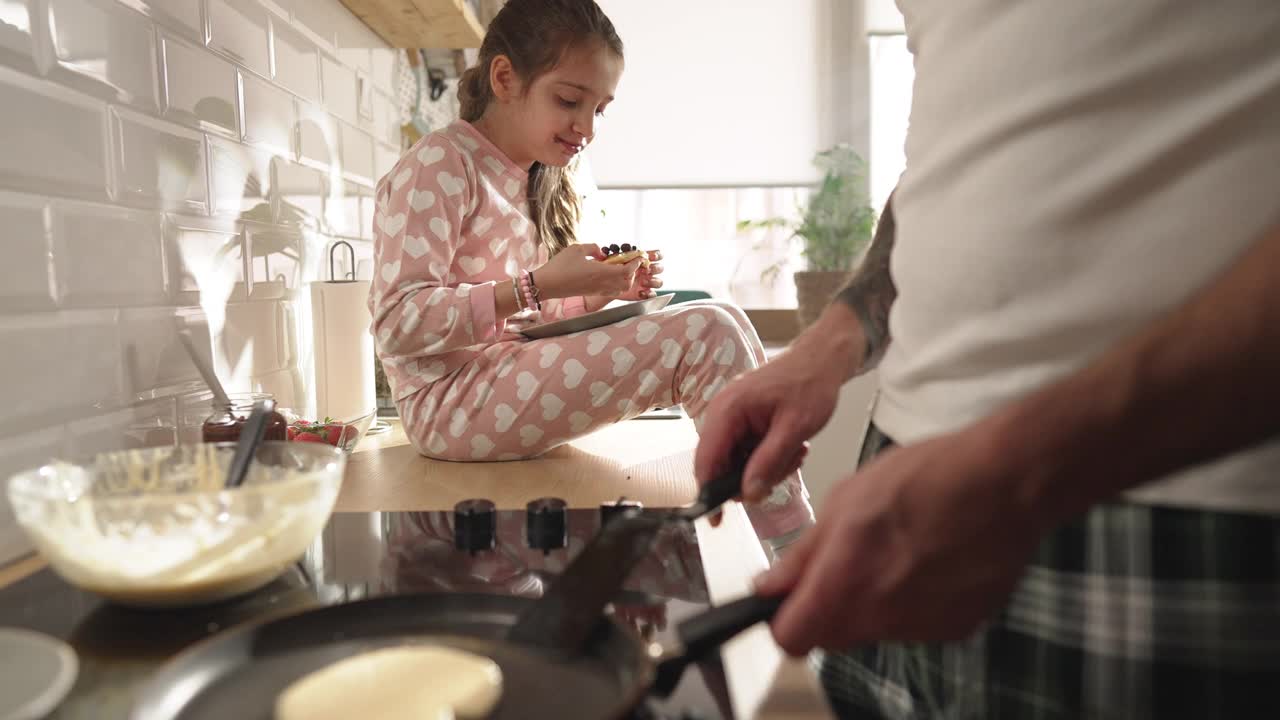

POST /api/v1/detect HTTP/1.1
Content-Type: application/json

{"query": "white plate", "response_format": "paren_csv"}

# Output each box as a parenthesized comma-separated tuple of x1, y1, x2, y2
(0, 628, 78, 720)
(518, 294, 674, 340)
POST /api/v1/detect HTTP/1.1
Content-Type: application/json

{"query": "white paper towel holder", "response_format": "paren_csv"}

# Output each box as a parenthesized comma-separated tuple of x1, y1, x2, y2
(321, 241, 390, 437)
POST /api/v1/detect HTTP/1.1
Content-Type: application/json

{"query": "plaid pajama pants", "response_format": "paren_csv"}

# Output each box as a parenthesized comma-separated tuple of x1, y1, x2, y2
(816, 424, 1280, 719)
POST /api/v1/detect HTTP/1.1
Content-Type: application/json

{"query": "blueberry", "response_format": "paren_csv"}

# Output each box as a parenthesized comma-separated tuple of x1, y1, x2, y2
(609, 244, 621, 254)
(621, 243, 633, 253)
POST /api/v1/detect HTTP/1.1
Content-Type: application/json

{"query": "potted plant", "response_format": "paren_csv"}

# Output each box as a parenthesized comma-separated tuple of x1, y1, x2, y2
(737, 144, 877, 328)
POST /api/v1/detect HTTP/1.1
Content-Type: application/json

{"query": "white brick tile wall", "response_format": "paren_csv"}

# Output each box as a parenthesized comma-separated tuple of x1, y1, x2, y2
(121, 1, 205, 43)
(208, 134, 272, 217)
(119, 306, 208, 394)
(273, 158, 325, 225)
(160, 32, 238, 137)
(341, 120, 375, 184)
(0, 310, 122, 428)
(165, 214, 248, 304)
(110, 107, 209, 213)
(49, 0, 159, 112)
(296, 100, 339, 169)
(52, 201, 168, 306)
(0, 192, 54, 312)
(0, 0, 404, 564)
(208, 0, 270, 79)
(321, 53, 358, 125)
(271, 15, 319, 101)
(0, 65, 108, 200)
(240, 69, 296, 156)
(0, 1, 40, 73)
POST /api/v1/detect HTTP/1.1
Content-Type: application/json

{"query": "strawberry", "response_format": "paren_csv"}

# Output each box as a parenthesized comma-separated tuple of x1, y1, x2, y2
(324, 424, 344, 446)
(293, 431, 326, 443)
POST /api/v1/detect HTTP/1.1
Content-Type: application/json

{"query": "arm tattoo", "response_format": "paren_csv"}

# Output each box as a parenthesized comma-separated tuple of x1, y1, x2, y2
(834, 195, 898, 370)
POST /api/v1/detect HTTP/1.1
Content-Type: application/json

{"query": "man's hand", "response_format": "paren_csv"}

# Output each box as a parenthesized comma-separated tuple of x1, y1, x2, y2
(694, 332, 848, 503)
(754, 420, 1047, 655)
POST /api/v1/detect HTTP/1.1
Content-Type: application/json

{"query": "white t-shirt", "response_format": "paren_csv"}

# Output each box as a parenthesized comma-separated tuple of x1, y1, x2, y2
(875, 0, 1280, 514)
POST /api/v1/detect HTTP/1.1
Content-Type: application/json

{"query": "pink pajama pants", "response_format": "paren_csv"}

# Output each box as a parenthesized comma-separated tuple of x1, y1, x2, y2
(396, 300, 814, 541)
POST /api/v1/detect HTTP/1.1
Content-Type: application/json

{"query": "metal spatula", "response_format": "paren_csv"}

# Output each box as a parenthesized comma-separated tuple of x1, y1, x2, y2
(506, 445, 752, 655)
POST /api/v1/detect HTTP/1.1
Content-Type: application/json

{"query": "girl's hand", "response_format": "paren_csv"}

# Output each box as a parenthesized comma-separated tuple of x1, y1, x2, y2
(535, 244, 641, 299)
(620, 250, 664, 301)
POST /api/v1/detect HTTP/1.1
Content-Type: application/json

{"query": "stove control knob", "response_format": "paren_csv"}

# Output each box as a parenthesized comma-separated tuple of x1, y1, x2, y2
(454, 499, 497, 553)
(600, 499, 644, 528)
(526, 497, 568, 553)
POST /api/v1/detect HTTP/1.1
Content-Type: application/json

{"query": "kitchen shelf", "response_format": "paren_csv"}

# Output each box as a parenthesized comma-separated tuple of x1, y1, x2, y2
(339, 0, 486, 48)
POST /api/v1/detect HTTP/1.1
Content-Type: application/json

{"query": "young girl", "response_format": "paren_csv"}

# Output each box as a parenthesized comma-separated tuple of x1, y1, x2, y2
(367, 0, 812, 547)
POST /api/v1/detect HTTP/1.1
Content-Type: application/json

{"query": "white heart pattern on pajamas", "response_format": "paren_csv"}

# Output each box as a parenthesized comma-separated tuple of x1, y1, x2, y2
(449, 408, 468, 438)
(637, 370, 661, 397)
(516, 372, 538, 401)
(403, 235, 429, 259)
(458, 256, 487, 276)
(569, 411, 593, 433)
(589, 381, 613, 408)
(410, 188, 436, 212)
(426, 432, 448, 455)
(378, 212, 406, 238)
(429, 216, 451, 242)
(399, 303, 421, 333)
(635, 321, 660, 345)
(541, 393, 565, 421)
(417, 145, 445, 165)
(611, 347, 636, 377)
(391, 167, 412, 191)
(473, 381, 493, 408)
(685, 313, 708, 340)
(471, 434, 495, 459)
(713, 338, 737, 366)
(539, 343, 562, 369)
(494, 403, 517, 433)
(586, 332, 610, 356)
(519, 425, 544, 448)
(380, 260, 401, 284)
(660, 339, 682, 369)
(437, 171, 465, 196)
(562, 359, 587, 389)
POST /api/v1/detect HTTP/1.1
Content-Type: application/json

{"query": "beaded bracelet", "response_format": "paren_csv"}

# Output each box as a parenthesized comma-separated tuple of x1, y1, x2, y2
(520, 270, 542, 311)
(510, 275, 525, 312)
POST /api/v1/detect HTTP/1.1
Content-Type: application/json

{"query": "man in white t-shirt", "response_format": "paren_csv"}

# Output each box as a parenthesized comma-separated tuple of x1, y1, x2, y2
(696, 1, 1280, 716)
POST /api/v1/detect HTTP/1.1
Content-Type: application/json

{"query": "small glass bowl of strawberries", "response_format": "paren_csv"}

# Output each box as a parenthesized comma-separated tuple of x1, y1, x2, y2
(285, 410, 375, 453)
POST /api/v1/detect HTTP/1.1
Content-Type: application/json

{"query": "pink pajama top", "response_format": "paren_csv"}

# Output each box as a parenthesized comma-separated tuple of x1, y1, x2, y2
(368, 121, 589, 402)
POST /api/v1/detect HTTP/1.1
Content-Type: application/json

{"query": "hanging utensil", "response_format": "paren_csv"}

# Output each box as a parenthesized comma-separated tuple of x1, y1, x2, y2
(177, 329, 231, 410)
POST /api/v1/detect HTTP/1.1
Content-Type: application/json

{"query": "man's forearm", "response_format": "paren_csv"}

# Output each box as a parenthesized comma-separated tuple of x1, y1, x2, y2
(991, 223, 1280, 524)
(793, 195, 898, 381)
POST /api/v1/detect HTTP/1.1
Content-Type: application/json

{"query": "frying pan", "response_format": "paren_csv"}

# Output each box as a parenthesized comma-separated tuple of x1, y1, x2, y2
(129, 590, 781, 719)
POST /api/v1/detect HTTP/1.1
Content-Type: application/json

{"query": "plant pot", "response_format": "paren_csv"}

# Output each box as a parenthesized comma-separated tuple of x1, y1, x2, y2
(794, 270, 853, 329)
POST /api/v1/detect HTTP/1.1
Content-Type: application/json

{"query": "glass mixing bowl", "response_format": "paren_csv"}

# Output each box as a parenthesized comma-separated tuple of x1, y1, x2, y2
(6, 442, 345, 608)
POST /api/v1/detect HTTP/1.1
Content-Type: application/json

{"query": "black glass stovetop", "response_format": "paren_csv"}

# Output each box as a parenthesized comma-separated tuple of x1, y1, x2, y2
(0, 504, 734, 720)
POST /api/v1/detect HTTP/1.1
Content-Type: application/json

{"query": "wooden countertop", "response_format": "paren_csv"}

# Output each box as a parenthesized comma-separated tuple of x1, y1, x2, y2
(337, 417, 704, 512)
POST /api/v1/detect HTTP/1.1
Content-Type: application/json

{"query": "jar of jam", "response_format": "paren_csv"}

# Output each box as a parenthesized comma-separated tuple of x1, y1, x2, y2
(201, 393, 288, 444)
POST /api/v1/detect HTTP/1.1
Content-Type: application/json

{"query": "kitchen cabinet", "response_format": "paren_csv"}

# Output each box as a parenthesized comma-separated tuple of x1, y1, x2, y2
(338, 0, 485, 48)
